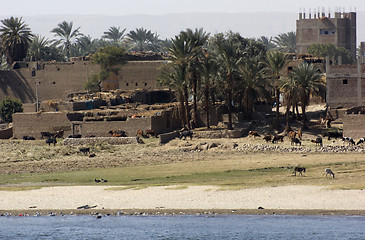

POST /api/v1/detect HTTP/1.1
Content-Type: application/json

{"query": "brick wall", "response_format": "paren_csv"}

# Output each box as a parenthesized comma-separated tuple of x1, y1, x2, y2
(343, 113, 365, 139)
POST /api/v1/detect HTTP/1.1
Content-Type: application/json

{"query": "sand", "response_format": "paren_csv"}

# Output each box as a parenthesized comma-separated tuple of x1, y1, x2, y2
(0, 185, 364, 213)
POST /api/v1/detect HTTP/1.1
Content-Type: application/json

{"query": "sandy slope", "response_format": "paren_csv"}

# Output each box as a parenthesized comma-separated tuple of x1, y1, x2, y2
(0, 185, 364, 211)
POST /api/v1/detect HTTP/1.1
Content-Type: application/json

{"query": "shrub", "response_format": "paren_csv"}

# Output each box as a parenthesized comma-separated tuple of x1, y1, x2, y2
(0, 97, 23, 122)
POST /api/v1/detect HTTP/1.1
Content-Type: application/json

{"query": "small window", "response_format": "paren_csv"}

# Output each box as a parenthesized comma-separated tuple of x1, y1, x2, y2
(144, 83, 147, 86)
(135, 83, 138, 86)
(288, 66, 293, 72)
(343, 79, 348, 84)
(126, 83, 129, 86)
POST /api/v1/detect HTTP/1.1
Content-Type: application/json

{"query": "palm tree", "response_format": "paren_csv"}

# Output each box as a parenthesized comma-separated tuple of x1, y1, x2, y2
(265, 51, 290, 131)
(183, 28, 210, 128)
(212, 33, 244, 130)
(238, 56, 268, 119)
(51, 21, 81, 59)
(257, 36, 276, 51)
(280, 76, 299, 132)
(273, 31, 296, 53)
(291, 62, 325, 130)
(28, 35, 49, 61)
(126, 28, 155, 52)
(102, 26, 126, 45)
(0, 17, 33, 65)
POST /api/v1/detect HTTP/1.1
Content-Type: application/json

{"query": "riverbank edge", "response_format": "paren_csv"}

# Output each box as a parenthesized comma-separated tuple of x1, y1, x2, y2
(2, 209, 365, 216)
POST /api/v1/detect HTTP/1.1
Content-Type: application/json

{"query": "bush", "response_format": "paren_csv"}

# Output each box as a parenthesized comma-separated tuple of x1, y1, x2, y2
(0, 97, 23, 123)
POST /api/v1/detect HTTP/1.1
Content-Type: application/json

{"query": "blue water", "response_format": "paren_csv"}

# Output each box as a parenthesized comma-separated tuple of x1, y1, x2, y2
(0, 215, 364, 240)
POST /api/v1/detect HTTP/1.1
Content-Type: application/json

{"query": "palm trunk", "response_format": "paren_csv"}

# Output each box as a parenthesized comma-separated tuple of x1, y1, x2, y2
(178, 92, 186, 128)
(275, 87, 280, 131)
(183, 84, 191, 129)
(192, 75, 198, 128)
(226, 73, 233, 130)
(204, 84, 210, 129)
(284, 99, 291, 133)
(301, 104, 308, 130)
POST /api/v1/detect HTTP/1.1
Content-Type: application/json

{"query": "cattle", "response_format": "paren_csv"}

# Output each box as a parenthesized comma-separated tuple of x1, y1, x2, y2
(109, 130, 127, 137)
(85, 134, 96, 138)
(324, 131, 342, 140)
(136, 129, 144, 138)
(293, 167, 306, 176)
(288, 131, 296, 140)
(79, 147, 90, 155)
(146, 129, 158, 138)
(179, 130, 193, 140)
(45, 138, 57, 146)
(68, 134, 82, 138)
(272, 135, 284, 143)
(54, 129, 64, 138)
(41, 132, 54, 139)
(356, 138, 365, 145)
(263, 135, 272, 143)
(248, 131, 261, 137)
(324, 168, 335, 179)
(22, 136, 35, 140)
(320, 117, 334, 129)
(311, 137, 323, 147)
(342, 137, 355, 146)
(291, 137, 301, 146)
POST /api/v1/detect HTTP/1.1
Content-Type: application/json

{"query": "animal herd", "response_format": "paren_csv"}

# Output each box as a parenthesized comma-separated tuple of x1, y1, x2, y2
(292, 167, 335, 179)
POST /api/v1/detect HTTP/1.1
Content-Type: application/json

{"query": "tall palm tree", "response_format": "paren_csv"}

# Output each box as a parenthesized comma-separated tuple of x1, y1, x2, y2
(0, 17, 33, 65)
(183, 28, 210, 128)
(51, 21, 81, 59)
(291, 62, 325, 130)
(273, 31, 296, 53)
(212, 33, 244, 130)
(28, 34, 49, 61)
(238, 56, 268, 119)
(126, 28, 155, 52)
(257, 36, 276, 51)
(102, 26, 126, 45)
(266, 51, 290, 131)
(280, 76, 298, 132)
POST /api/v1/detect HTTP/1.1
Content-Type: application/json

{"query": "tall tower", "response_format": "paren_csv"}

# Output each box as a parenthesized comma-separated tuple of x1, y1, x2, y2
(296, 10, 356, 58)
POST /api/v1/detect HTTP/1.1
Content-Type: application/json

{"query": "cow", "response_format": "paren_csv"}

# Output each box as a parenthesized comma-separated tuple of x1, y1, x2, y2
(324, 131, 342, 140)
(311, 137, 323, 147)
(41, 131, 54, 139)
(79, 147, 90, 155)
(324, 168, 335, 179)
(342, 137, 355, 146)
(291, 137, 301, 146)
(146, 129, 158, 138)
(22, 136, 35, 140)
(293, 167, 306, 176)
(263, 135, 272, 143)
(179, 130, 193, 140)
(288, 131, 296, 140)
(45, 138, 57, 146)
(248, 131, 261, 138)
(272, 135, 284, 143)
(356, 138, 365, 145)
(68, 134, 82, 138)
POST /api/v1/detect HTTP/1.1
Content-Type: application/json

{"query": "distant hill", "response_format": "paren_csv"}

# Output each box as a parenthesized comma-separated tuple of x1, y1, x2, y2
(1, 12, 364, 43)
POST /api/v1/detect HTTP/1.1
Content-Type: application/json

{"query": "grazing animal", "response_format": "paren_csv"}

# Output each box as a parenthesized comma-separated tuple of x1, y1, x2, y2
(68, 134, 82, 138)
(293, 167, 306, 176)
(320, 117, 334, 129)
(297, 129, 302, 140)
(45, 138, 57, 146)
(146, 129, 158, 138)
(22, 136, 35, 140)
(109, 130, 126, 137)
(311, 137, 323, 147)
(85, 134, 95, 138)
(101, 178, 108, 183)
(291, 137, 301, 146)
(272, 135, 284, 143)
(136, 129, 143, 138)
(356, 138, 365, 145)
(263, 135, 272, 143)
(248, 131, 260, 137)
(179, 130, 193, 140)
(79, 147, 90, 155)
(41, 132, 54, 139)
(288, 131, 296, 140)
(136, 137, 144, 144)
(325, 168, 335, 178)
(325, 131, 342, 140)
(342, 137, 355, 146)
(54, 129, 64, 138)
(94, 178, 101, 183)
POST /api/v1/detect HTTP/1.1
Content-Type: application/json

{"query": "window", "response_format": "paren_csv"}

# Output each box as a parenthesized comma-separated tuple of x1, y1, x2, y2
(135, 83, 138, 86)
(144, 83, 147, 87)
(126, 83, 129, 86)
(343, 79, 348, 84)
(320, 29, 335, 35)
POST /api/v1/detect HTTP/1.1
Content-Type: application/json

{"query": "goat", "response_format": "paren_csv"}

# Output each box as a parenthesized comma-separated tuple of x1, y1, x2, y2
(79, 147, 90, 155)
(291, 137, 301, 146)
(324, 168, 335, 178)
(272, 135, 284, 143)
(45, 138, 57, 146)
(179, 130, 193, 140)
(248, 131, 260, 138)
(22, 136, 35, 140)
(263, 135, 272, 143)
(311, 137, 323, 147)
(293, 167, 306, 176)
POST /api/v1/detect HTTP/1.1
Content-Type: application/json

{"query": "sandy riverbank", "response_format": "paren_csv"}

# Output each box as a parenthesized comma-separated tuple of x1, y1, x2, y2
(0, 185, 364, 215)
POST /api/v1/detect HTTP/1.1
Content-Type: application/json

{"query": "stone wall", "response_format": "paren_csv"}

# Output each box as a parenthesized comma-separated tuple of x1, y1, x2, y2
(343, 113, 365, 139)
(0, 60, 167, 103)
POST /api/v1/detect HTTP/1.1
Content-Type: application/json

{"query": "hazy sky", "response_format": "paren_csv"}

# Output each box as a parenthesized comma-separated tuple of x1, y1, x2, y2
(1, 0, 365, 16)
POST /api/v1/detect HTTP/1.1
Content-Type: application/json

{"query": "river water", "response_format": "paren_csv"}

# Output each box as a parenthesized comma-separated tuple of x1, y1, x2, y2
(0, 214, 364, 239)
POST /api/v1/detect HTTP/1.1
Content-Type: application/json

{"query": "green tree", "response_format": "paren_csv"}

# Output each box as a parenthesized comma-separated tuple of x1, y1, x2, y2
(265, 51, 290, 131)
(257, 36, 276, 51)
(51, 21, 82, 59)
(280, 76, 299, 132)
(0, 17, 33, 65)
(126, 28, 156, 52)
(291, 62, 325, 130)
(28, 34, 49, 61)
(307, 43, 354, 64)
(90, 45, 127, 90)
(273, 31, 296, 53)
(0, 97, 23, 123)
(102, 26, 126, 45)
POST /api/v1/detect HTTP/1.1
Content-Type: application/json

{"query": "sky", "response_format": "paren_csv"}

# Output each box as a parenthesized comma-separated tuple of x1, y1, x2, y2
(1, 0, 365, 16)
